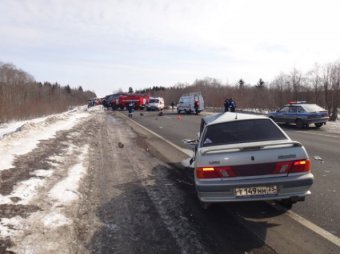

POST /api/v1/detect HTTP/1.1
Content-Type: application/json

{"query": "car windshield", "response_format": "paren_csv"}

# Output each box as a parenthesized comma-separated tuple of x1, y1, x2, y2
(201, 119, 287, 147)
(302, 104, 326, 112)
(149, 99, 159, 103)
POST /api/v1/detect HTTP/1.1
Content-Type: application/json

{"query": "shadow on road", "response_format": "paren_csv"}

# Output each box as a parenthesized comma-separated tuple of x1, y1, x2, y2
(88, 162, 283, 253)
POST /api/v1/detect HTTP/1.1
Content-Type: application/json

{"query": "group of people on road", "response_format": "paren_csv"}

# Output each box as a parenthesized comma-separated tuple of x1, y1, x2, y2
(127, 97, 235, 117)
(224, 98, 236, 112)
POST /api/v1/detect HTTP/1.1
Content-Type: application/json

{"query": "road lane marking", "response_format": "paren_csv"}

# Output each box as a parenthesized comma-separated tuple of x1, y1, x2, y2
(274, 203, 340, 247)
(118, 111, 340, 248)
(117, 111, 193, 157)
(296, 131, 340, 139)
(286, 210, 340, 247)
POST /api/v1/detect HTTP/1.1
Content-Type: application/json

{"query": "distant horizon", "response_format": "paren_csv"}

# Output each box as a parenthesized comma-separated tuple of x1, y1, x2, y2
(2, 59, 340, 97)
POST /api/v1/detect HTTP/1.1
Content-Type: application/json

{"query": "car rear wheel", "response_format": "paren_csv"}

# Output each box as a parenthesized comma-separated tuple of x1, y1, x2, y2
(279, 199, 295, 209)
(296, 119, 304, 129)
(315, 123, 323, 128)
(199, 201, 212, 210)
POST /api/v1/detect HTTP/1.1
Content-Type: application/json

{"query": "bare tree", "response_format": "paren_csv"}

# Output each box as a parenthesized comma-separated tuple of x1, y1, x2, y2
(290, 68, 302, 101)
(307, 63, 322, 104)
(322, 64, 333, 116)
(329, 63, 340, 120)
(0, 62, 95, 123)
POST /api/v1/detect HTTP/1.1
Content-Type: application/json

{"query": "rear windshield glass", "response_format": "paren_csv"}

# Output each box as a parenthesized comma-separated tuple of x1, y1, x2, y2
(302, 104, 326, 112)
(201, 119, 287, 147)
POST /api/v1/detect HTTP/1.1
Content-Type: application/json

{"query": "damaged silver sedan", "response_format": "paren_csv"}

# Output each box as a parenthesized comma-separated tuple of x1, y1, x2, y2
(185, 112, 314, 209)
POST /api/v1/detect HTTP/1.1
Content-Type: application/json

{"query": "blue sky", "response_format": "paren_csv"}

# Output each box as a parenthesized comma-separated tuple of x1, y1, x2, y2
(1, 0, 340, 97)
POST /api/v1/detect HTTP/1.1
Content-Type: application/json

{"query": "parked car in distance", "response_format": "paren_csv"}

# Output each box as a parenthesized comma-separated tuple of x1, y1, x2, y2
(146, 97, 165, 111)
(184, 112, 313, 209)
(102, 94, 115, 109)
(177, 92, 204, 114)
(87, 98, 101, 108)
(268, 101, 329, 129)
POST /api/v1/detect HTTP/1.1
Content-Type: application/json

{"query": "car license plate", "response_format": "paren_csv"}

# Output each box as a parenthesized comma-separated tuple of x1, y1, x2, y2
(235, 186, 278, 197)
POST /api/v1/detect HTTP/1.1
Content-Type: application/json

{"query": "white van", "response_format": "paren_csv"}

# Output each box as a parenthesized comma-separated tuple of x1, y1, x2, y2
(146, 97, 165, 111)
(177, 93, 204, 114)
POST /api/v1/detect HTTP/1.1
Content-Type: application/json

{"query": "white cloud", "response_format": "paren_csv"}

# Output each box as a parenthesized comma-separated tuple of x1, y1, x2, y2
(1, 0, 340, 95)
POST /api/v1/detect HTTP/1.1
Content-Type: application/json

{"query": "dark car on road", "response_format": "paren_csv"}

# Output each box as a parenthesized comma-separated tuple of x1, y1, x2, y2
(268, 101, 329, 129)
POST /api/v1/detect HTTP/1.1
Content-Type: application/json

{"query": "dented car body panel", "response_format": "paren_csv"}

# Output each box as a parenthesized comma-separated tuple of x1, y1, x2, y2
(192, 113, 314, 206)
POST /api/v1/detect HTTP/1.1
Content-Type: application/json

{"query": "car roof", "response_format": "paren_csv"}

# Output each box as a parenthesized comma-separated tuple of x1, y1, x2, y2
(202, 112, 268, 126)
(285, 103, 313, 106)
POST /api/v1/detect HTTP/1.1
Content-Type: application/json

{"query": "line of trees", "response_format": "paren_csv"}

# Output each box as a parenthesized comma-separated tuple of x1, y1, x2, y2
(3, 60, 338, 122)
(0, 62, 96, 123)
(144, 62, 340, 121)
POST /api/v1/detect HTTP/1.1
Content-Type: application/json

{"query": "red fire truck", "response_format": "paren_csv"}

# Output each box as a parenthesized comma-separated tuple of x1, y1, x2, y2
(112, 94, 150, 110)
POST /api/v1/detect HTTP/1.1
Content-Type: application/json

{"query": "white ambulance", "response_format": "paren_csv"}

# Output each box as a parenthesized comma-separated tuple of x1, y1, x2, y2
(146, 97, 165, 111)
(177, 92, 204, 114)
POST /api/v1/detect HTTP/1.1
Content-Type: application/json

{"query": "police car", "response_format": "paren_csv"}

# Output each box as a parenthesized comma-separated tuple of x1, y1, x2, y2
(268, 101, 329, 129)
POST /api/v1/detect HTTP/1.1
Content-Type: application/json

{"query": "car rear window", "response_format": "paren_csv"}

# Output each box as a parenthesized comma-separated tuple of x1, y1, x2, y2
(302, 104, 326, 112)
(201, 119, 287, 147)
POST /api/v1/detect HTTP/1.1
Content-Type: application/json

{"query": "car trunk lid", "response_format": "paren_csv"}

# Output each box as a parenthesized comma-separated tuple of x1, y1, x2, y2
(196, 141, 309, 178)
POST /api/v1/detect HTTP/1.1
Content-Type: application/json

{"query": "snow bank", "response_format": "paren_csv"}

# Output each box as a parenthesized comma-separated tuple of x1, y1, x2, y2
(49, 145, 89, 204)
(0, 107, 91, 171)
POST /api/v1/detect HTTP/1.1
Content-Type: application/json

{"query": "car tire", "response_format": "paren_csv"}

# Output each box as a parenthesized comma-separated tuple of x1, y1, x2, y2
(279, 199, 294, 209)
(199, 201, 212, 210)
(315, 123, 323, 128)
(296, 119, 304, 129)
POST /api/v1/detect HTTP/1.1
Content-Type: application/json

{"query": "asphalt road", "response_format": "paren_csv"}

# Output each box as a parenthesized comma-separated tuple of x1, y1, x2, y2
(281, 125, 340, 237)
(123, 109, 340, 241)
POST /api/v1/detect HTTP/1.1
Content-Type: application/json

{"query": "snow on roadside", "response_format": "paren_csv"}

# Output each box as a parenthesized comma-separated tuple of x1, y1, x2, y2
(0, 105, 98, 246)
(49, 145, 89, 205)
(0, 177, 48, 205)
(0, 106, 93, 171)
(1, 145, 90, 252)
(0, 106, 88, 139)
(0, 142, 77, 206)
(324, 120, 340, 134)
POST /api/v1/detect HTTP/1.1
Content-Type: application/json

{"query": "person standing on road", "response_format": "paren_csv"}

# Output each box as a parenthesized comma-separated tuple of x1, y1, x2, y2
(229, 98, 236, 112)
(224, 98, 229, 112)
(128, 101, 134, 118)
(194, 98, 200, 115)
(171, 101, 175, 111)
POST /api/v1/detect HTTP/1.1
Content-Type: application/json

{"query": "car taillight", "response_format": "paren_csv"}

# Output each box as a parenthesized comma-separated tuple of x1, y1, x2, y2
(196, 166, 235, 179)
(274, 161, 293, 174)
(290, 159, 311, 173)
(274, 159, 311, 174)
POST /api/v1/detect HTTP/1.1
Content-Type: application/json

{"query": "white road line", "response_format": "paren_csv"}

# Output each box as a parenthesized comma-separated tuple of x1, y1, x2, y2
(297, 131, 340, 139)
(117, 111, 192, 157)
(286, 210, 340, 247)
(118, 111, 340, 248)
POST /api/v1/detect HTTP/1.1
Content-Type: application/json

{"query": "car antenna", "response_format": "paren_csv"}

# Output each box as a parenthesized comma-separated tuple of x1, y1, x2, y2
(235, 113, 238, 119)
